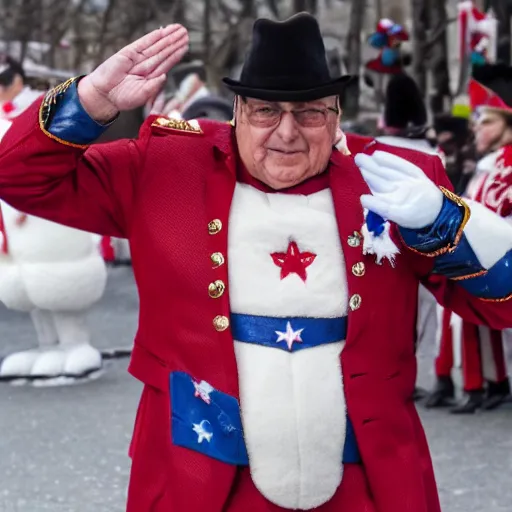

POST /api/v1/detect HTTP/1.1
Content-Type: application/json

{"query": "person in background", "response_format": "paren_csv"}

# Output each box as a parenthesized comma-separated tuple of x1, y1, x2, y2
(0, 55, 43, 119)
(434, 114, 471, 191)
(374, 71, 443, 401)
(427, 63, 512, 413)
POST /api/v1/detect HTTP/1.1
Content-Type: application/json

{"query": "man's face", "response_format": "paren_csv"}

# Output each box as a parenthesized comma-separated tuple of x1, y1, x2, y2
(474, 110, 509, 154)
(235, 96, 341, 189)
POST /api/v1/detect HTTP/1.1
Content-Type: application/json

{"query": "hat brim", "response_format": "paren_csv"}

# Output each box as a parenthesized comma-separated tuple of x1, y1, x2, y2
(222, 75, 354, 102)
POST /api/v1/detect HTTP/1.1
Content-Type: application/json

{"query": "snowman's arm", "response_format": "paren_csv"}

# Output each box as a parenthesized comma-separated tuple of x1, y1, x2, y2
(0, 77, 143, 238)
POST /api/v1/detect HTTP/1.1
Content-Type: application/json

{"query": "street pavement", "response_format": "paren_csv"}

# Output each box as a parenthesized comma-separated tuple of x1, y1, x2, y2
(0, 267, 511, 512)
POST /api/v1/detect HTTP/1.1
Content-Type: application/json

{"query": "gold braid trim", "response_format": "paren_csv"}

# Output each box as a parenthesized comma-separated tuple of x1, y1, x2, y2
(451, 269, 488, 281)
(38, 76, 89, 149)
(479, 293, 512, 303)
(401, 186, 471, 258)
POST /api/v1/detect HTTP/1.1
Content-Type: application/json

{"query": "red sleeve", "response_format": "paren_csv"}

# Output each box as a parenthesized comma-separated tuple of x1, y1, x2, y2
(408, 154, 512, 329)
(0, 99, 145, 237)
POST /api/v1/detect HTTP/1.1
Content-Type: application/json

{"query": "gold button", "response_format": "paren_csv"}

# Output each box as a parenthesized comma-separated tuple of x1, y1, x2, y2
(211, 252, 225, 268)
(208, 280, 226, 299)
(213, 315, 230, 331)
(349, 294, 362, 311)
(352, 262, 365, 277)
(208, 219, 222, 235)
(347, 231, 362, 248)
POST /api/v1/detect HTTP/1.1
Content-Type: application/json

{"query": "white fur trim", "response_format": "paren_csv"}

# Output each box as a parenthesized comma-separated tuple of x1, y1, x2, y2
(463, 199, 512, 269)
(228, 184, 348, 317)
(234, 341, 345, 509)
(228, 184, 348, 508)
(361, 210, 400, 266)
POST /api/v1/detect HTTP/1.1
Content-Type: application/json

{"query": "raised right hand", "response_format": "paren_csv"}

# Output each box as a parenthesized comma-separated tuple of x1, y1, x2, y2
(78, 24, 189, 123)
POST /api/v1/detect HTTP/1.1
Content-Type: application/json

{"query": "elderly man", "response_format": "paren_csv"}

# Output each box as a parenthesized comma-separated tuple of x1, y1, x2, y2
(0, 13, 512, 512)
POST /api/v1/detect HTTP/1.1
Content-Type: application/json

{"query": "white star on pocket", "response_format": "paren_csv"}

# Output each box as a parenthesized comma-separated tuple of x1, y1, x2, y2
(193, 380, 214, 405)
(193, 420, 213, 443)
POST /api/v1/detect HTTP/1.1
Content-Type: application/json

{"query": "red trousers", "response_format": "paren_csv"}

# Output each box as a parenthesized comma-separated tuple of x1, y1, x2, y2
(435, 308, 507, 391)
(226, 465, 375, 511)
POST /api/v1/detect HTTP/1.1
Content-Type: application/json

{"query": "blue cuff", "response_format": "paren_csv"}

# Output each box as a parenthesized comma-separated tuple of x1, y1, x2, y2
(432, 237, 512, 301)
(399, 189, 469, 256)
(40, 77, 114, 146)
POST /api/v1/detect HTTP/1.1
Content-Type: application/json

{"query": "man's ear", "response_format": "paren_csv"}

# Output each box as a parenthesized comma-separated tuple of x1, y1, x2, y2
(334, 125, 343, 146)
(334, 126, 351, 155)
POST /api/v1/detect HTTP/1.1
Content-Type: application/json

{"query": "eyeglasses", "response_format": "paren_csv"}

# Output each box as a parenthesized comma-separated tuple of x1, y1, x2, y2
(242, 100, 340, 128)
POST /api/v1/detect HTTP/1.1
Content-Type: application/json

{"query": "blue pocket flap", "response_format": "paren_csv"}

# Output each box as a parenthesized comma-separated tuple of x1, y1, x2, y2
(170, 371, 249, 465)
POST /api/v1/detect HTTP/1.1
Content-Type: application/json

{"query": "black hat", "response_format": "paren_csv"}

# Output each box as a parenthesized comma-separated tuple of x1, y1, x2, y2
(472, 63, 512, 109)
(222, 13, 352, 102)
(181, 96, 233, 121)
(384, 73, 426, 129)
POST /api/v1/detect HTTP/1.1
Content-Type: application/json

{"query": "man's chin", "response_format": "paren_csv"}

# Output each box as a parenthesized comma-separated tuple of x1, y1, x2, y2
(263, 168, 309, 190)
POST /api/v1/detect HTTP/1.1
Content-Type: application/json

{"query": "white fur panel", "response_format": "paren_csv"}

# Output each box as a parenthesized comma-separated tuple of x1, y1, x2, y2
(228, 183, 348, 509)
(228, 184, 348, 317)
(464, 200, 512, 268)
(234, 341, 345, 510)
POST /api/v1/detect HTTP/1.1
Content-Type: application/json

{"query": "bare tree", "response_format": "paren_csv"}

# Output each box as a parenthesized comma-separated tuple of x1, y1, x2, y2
(343, 0, 365, 118)
(485, 0, 511, 64)
(429, 0, 451, 113)
(410, 0, 427, 97)
(293, 0, 318, 14)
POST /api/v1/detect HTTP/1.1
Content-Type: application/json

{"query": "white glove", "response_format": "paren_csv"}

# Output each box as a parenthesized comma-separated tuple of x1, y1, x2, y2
(354, 150, 444, 229)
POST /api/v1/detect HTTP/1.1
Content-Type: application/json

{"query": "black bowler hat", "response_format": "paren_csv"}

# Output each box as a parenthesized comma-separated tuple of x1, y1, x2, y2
(222, 12, 353, 102)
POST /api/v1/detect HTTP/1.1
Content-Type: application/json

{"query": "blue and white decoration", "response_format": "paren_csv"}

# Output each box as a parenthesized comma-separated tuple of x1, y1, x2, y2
(361, 209, 400, 266)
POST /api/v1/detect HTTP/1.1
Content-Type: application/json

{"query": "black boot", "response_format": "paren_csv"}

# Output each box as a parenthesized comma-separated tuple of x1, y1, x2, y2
(413, 387, 428, 401)
(425, 376, 455, 408)
(450, 390, 484, 414)
(482, 380, 511, 410)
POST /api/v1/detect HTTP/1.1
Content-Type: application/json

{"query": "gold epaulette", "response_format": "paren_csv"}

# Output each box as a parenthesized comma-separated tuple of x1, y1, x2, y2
(151, 117, 203, 135)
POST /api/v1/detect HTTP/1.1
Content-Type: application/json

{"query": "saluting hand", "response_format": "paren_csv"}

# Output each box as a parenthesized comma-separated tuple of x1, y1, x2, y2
(355, 151, 444, 229)
(78, 24, 189, 123)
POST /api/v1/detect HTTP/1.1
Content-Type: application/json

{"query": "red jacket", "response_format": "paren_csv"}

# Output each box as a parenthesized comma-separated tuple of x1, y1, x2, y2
(1, 102, 511, 512)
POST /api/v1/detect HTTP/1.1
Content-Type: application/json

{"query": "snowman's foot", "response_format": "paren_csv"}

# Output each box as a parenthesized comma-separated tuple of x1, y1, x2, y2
(0, 345, 103, 385)
(0, 349, 42, 381)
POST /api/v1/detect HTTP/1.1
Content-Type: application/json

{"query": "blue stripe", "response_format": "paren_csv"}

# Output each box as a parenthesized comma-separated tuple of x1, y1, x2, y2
(170, 371, 360, 466)
(231, 313, 347, 352)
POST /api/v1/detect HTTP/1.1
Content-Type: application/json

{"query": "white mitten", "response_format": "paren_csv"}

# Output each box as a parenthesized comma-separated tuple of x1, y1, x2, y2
(354, 151, 444, 229)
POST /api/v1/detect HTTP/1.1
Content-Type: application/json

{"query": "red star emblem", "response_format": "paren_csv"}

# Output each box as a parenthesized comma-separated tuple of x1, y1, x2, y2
(271, 241, 316, 282)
